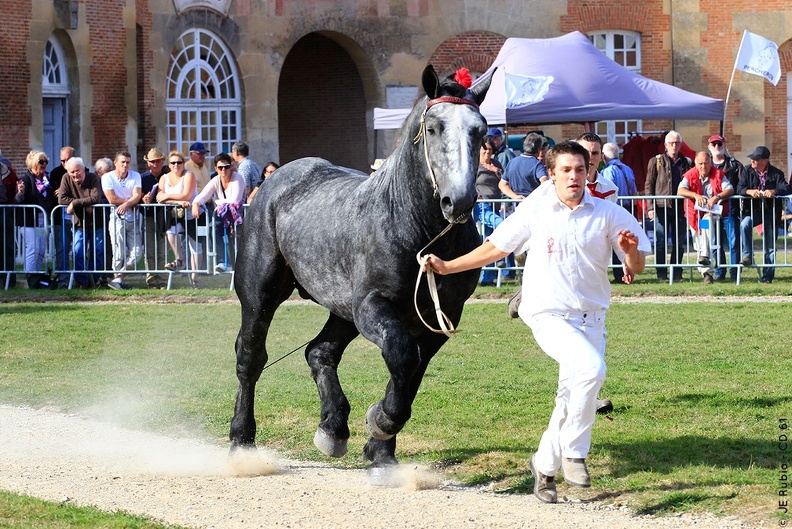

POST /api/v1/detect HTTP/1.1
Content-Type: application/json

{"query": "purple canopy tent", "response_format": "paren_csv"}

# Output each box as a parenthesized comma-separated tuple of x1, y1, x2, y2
(474, 31, 724, 125)
(372, 31, 723, 130)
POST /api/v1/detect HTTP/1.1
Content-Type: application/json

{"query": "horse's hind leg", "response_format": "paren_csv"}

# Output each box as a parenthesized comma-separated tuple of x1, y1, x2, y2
(306, 313, 360, 457)
(230, 258, 294, 450)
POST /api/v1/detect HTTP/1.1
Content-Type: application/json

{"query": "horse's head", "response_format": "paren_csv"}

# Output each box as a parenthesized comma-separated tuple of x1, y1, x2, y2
(418, 65, 493, 224)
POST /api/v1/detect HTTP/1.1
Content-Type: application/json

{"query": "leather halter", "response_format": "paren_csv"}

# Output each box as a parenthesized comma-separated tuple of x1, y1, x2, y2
(412, 93, 480, 337)
(413, 94, 479, 197)
(425, 95, 479, 110)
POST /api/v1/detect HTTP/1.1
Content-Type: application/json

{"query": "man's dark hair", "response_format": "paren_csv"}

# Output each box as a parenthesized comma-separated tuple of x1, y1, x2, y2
(545, 140, 590, 172)
(575, 131, 603, 148)
(231, 141, 249, 157)
(523, 132, 545, 155)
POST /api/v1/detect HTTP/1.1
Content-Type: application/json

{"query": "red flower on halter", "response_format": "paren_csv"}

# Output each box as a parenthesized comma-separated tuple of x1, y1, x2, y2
(454, 68, 472, 89)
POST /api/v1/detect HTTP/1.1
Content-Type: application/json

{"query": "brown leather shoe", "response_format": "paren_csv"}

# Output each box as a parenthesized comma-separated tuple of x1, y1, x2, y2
(507, 289, 521, 318)
(530, 454, 557, 503)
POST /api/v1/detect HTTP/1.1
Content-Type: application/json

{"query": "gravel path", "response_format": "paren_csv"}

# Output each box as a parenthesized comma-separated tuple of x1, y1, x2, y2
(0, 405, 760, 529)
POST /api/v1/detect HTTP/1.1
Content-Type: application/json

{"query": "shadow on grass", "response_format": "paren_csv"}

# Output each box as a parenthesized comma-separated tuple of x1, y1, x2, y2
(667, 392, 792, 408)
(0, 303, 84, 315)
(600, 435, 776, 476)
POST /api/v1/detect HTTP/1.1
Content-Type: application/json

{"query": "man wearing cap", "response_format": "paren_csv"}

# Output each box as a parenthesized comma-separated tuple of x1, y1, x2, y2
(140, 148, 170, 289)
(707, 134, 744, 280)
(487, 128, 515, 168)
(737, 146, 791, 283)
(186, 142, 211, 192)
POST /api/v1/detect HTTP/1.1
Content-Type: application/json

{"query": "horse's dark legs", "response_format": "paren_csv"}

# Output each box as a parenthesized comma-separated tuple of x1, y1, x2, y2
(229, 260, 294, 450)
(354, 294, 448, 467)
(305, 313, 360, 457)
(362, 334, 445, 467)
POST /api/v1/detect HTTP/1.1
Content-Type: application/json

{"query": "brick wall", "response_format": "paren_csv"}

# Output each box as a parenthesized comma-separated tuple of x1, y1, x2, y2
(0, 3, 32, 168)
(85, 0, 131, 159)
(428, 31, 506, 76)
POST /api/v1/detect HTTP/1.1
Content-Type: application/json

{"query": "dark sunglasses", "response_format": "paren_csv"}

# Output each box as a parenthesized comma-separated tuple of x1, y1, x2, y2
(38, 159, 48, 165)
(710, 142, 723, 147)
(169, 160, 184, 165)
(216, 164, 231, 170)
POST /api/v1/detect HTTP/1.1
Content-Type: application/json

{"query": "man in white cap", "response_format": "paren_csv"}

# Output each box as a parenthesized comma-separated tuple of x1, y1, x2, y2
(140, 148, 170, 289)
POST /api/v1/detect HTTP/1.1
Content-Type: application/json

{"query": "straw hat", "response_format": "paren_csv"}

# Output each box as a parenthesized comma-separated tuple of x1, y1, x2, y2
(143, 148, 166, 162)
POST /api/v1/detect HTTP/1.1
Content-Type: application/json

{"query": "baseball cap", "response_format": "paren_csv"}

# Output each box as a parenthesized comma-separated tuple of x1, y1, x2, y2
(188, 142, 208, 154)
(747, 146, 770, 160)
(486, 128, 503, 137)
(707, 134, 725, 144)
(143, 148, 165, 161)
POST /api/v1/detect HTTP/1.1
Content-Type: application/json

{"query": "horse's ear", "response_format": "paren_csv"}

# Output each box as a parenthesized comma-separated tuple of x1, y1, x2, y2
(470, 67, 496, 106)
(422, 65, 440, 99)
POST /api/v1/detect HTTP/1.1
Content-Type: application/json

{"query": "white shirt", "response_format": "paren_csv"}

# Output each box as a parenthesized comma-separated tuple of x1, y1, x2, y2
(101, 170, 141, 222)
(586, 172, 619, 204)
(193, 172, 246, 207)
(487, 185, 651, 318)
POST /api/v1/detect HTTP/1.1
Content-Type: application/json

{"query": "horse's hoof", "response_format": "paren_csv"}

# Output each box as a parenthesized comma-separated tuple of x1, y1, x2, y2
(367, 464, 404, 487)
(313, 427, 348, 458)
(365, 402, 396, 440)
(229, 440, 256, 454)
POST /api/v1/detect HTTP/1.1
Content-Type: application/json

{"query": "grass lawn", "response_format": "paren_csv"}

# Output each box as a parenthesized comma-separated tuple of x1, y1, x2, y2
(0, 296, 790, 527)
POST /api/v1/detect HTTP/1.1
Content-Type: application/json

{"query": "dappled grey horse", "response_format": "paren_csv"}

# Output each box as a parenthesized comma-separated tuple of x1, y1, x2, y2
(231, 65, 493, 479)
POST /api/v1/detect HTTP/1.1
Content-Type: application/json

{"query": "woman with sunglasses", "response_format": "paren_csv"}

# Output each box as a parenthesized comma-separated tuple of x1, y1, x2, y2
(191, 152, 246, 273)
(16, 150, 57, 288)
(156, 151, 202, 288)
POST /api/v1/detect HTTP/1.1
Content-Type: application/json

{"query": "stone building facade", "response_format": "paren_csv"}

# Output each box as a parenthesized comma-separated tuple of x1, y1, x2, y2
(2, 0, 791, 177)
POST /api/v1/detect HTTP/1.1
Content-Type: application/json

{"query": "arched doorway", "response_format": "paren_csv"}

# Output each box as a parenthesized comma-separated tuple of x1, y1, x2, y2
(278, 33, 368, 172)
(42, 36, 69, 164)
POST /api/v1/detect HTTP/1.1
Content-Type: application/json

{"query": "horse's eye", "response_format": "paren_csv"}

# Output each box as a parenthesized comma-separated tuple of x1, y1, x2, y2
(427, 128, 436, 135)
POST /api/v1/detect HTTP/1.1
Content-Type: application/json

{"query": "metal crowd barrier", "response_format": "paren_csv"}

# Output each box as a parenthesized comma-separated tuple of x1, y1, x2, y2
(2, 195, 790, 290)
(475, 194, 792, 286)
(0, 203, 244, 290)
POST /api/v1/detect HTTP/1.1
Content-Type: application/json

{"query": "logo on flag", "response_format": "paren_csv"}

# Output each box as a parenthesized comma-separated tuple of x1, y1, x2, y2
(504, 72, 554, 108)
(735, 30, 781, 86)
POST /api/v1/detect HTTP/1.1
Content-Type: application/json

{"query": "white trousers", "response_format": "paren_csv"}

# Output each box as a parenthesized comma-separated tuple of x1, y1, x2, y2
(529, 310, 607, 477)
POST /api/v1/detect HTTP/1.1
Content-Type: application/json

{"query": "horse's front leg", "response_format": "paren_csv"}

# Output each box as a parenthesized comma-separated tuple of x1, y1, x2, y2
(354, 294, 428, 467)
(306, 313, 360, 457)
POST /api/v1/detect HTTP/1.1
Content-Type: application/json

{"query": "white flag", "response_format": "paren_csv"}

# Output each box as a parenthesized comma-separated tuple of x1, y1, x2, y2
(504, 72, 554, 109)
(735, 30, 781, 86)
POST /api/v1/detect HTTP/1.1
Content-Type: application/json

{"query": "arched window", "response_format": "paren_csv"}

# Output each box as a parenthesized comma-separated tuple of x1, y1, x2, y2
(42, 37, 69, 96)
(588, 30, 642, 146)
(166, 29, 241, 156)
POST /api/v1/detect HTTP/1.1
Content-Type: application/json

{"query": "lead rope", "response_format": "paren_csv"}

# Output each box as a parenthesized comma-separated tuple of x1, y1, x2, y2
(414, 222, 457, 337)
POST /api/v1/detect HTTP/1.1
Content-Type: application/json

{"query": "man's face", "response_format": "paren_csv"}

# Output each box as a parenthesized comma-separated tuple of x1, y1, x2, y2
(708, 140, 725, 158)
(550, 153, 587, 206)
(147, 158, 165, 176)
(577, 139, 602, 180)
(695, 154, 712, 178)
(190, 151, 206, 167)
(491, 136, 503, 148)
(114, 155, 131, 177)
(66, 163, 85, 186)
(60, 148, 74, 168)
(751, 158, 769, 172)
(665, 135, 682, 159)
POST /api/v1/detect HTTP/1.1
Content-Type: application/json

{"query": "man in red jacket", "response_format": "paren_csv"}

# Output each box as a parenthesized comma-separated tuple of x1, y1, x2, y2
(677, 152, 734, 284)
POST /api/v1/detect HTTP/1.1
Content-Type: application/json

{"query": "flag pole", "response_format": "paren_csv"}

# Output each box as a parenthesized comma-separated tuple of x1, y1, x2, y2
(722, 30, 747, 136)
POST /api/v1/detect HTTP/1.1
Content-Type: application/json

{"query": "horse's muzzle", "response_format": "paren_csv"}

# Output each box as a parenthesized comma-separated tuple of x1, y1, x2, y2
(441, 196, 475, 224)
